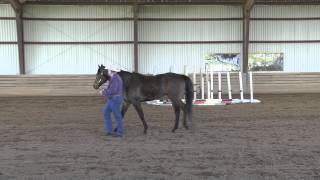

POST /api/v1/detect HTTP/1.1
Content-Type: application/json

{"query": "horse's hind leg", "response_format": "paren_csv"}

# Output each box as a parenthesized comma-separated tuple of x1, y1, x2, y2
(114, 101, 131, 132)
(132, 102, 148, 134)
(181, 101, 189, 130)
(171, 101, 181, 133)
(175, 100, 188, 130)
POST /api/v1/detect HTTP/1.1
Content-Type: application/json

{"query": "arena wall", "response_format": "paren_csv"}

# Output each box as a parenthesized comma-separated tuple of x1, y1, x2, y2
(250, 5, 320, 72)
(0, 4, 19, 75)
(1, 4, 320, 96)
(1, 72, 320, 96)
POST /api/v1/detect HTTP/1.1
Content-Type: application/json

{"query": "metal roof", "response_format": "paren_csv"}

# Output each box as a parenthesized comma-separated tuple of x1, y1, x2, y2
(2, 0, 320, 5)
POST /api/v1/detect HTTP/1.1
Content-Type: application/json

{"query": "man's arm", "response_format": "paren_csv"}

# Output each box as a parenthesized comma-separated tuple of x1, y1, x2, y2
(103, 77, 119, 96)
(102, 84, 113, 97)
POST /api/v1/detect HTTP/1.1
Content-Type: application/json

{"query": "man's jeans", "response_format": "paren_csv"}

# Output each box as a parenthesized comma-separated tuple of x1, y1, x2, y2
(103, 95, 124, 136)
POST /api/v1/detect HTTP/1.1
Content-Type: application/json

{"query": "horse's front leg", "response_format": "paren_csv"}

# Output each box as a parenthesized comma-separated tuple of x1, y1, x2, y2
(132, 102, 148, 134)
(121, 101, 131, 117)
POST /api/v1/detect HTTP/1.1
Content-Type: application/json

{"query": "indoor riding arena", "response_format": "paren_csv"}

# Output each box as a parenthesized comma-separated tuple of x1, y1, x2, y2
(1, 0, 320, 180)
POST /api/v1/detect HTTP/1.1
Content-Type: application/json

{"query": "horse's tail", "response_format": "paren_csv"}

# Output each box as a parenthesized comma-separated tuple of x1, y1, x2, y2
(185, 76, 194, 125)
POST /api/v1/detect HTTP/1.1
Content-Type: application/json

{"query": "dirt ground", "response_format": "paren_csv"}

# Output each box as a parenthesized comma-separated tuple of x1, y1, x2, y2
(0, 94, 320, 180)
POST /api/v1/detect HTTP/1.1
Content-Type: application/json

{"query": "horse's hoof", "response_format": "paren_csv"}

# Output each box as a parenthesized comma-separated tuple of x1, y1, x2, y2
(143, 126, 148, 134)
(172, 129, 176, 133)
(143, 128, 148, 134)
(184, 125, 189, 130)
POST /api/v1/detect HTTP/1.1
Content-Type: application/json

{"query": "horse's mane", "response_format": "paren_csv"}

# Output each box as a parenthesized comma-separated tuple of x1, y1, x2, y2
(119, 71, 166, 83)
(119, 70, 172, 77)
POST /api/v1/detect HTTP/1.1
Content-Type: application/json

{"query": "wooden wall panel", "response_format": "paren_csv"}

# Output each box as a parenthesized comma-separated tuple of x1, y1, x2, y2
(0, 73, 320, 96)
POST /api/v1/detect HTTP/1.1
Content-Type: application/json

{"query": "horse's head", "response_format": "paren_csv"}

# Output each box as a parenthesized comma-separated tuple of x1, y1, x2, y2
(93, 64, 111, 89)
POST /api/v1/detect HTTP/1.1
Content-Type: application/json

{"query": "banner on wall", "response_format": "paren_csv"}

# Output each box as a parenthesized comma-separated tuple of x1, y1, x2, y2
(204, 53, 241, 72)
(249, 53, 284, 71)
(204, 53, 284, 72)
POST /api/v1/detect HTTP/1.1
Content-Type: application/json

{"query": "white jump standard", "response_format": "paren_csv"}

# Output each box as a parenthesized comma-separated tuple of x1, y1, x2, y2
(146, 70, 261, 106)
(194, 71, 260, 106)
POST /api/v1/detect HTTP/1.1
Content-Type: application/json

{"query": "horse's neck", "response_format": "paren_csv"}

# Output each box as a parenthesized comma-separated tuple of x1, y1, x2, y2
(119, 71, 133, 84)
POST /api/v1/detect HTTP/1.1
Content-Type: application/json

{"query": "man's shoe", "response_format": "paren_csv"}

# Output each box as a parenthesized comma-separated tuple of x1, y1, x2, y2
(105, 133, 113, 136)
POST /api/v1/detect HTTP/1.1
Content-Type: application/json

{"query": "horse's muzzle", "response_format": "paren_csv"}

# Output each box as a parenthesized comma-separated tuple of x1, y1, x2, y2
(93, 84, 99, 89)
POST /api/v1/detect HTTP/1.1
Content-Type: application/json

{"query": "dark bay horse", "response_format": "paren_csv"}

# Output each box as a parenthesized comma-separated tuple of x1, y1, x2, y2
(93, 65, 194, 134)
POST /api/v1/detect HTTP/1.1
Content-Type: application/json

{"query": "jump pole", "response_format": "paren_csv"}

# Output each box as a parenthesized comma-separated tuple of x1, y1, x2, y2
(206, 69, 210, 99)
(218, 72, 222, 100)
(227, 72, 232, 99)
(169, 66, 173, 72)
(210, 71, 214, 99)
(239, 72, 244, 101)
(249, 71, 254, 102)
(201, 68, 205, 100)
(193, 70, 197, 100)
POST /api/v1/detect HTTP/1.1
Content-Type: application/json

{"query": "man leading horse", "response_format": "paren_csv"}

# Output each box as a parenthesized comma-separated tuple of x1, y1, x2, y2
(93, 65, 193, 135)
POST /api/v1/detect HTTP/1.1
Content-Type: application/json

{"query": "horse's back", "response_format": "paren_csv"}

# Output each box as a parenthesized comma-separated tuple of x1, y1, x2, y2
(149, 73, 189, 99)
(122, 71, 190, 102)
